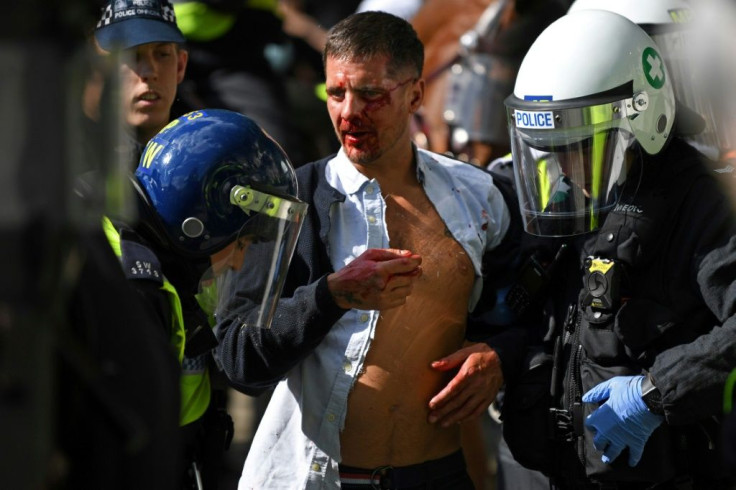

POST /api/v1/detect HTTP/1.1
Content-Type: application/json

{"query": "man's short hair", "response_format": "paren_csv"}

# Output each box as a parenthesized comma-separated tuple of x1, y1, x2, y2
(323, 11, 424, 79)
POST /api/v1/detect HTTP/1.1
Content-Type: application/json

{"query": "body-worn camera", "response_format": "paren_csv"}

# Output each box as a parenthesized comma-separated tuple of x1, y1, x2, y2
(582, 256, 620, 310)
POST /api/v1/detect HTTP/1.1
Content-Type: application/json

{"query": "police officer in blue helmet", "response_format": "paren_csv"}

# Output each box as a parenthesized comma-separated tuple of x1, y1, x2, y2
(107, 108, 307, 489)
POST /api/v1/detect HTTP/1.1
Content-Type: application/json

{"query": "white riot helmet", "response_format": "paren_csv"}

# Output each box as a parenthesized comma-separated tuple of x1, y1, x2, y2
(568, 0, 728, 158)
(567, 0, 691, 24)
(506, 10, 675, 236)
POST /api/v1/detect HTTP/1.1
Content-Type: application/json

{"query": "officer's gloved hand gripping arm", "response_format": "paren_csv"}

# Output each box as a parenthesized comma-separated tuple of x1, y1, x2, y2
(582, 375, 665, 466)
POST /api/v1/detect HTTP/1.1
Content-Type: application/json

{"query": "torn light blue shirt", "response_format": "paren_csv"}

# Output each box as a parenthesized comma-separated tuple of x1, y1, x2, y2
(239, 147, 510, 489)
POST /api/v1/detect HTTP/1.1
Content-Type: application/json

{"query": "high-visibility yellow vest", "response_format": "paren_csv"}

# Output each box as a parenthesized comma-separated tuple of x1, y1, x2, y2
(725, 368, 736, 414)
(102, 216, 210, 426)
(173, 0, 278, 42)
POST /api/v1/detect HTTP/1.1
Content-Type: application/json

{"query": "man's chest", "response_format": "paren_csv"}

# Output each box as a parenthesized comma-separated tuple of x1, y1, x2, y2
(385, 192, 474, 296)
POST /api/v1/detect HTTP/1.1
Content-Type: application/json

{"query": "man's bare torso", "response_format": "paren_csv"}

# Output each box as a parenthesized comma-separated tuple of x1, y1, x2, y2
(340, 181, 475, 467)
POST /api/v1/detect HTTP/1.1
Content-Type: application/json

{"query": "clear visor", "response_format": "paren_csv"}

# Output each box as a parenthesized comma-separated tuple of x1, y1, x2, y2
(197, 185, 307, 329)
(507, 99, 637, 236)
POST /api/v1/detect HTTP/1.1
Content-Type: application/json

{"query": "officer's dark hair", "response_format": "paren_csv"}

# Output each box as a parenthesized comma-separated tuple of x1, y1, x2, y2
(323, 11, 424, 79)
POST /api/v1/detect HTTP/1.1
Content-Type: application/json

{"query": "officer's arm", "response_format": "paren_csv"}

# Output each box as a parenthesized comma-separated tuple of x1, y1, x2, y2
(647, 178, 736, 424)
(214, 273, 346, 396)
(650, 233, 736, 424)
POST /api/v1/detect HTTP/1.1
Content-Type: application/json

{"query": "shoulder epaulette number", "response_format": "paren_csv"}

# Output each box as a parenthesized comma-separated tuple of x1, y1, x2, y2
(119, 236, 164, 285)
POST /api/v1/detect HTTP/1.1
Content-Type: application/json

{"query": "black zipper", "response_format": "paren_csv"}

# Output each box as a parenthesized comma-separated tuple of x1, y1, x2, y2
(563, 300, 585, 465)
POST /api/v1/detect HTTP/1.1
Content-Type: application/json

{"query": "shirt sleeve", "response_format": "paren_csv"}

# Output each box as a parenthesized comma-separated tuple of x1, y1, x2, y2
(467, 168, 530, 382)
(485, 172, 512, 252)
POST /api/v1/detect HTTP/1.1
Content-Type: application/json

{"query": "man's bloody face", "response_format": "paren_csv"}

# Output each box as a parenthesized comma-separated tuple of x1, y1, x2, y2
(324, 54, 420, 165)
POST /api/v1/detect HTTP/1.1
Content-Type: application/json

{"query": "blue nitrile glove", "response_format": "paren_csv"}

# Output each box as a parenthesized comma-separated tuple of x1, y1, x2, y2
(582, 375, 665, 467)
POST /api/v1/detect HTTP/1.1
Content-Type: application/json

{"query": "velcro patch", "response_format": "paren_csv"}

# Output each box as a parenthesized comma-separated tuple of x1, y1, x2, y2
(120, 237, 164, 285)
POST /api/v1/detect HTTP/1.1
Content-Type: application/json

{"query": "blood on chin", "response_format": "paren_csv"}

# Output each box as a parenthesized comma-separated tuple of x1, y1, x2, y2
(343, 141, 379, 164)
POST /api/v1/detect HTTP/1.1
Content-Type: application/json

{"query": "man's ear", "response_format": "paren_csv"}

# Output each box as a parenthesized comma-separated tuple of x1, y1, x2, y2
(177, 48, 189, 84)
(409, 78, 425, 112)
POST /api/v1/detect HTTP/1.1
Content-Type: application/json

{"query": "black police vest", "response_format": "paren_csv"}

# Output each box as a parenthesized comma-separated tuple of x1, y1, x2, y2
(560, 148, 718, 484)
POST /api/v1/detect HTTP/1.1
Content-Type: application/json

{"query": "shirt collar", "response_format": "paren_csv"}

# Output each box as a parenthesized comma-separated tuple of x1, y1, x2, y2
(327, 148, 372, 195)
(327, 145, 426, 195)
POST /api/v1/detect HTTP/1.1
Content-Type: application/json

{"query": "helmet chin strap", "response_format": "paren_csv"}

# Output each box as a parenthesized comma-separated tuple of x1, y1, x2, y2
(619, 143, 645, 202)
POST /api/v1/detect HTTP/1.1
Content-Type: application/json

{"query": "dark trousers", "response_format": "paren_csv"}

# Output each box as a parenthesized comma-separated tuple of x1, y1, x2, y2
(550, 476, 736, 490)
(180, 391, 234, 490)
(338, 450, 475, 490)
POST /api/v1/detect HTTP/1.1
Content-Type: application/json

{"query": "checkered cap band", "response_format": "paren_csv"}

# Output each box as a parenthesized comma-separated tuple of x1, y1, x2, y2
(96, 0, 179, 29)
(96, 4, 113, 28)
(94, 0, 184, 50)
(161, 3, 176, 22)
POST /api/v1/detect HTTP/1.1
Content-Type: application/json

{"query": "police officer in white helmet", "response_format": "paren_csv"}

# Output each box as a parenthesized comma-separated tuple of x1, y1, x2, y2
(484, 8, 736, 489)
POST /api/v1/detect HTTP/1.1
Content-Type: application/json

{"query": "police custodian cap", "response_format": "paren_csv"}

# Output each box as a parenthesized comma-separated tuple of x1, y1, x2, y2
(95, 0, 185, 51)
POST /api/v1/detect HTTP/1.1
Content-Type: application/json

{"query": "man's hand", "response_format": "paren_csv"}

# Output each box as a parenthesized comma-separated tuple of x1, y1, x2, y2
(427, 343, 503, 427)
(583, 375, 665, 467)
(327, 248, 422, 310)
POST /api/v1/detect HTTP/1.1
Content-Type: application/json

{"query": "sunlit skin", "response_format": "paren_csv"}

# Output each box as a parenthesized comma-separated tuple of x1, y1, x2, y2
(118, 42, 188, 145)
(325, 55, 424, 181)
(209, 237, 249, 276)
(328, 249, 423, 310)
(559, 146, 599, 197)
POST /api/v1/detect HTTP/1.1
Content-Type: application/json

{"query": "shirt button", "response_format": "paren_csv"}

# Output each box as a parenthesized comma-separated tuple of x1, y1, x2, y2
(360, 313, 369, 322)
(327, 413, 336, 422)
(366, 185, 374, 194)
(367, 215, 376, 224)
(343, 362, 353, 373)
(311, 463, 321, 472)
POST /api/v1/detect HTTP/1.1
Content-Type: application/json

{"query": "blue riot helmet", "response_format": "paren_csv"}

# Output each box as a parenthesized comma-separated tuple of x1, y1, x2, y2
(135, 109, 308, 328)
